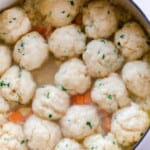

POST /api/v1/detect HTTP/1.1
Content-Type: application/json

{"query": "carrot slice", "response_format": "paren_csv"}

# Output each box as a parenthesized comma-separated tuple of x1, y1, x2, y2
(71, 90, 92, 105)
(83, 91, 92, 104)
(8, 111, 25, 123)
(74, 14, 82, 25)
(71, 95, 84, 105)
(34, 25, 54, 38)
(8, 108, 32, 123)
(99, 110, 112, 133)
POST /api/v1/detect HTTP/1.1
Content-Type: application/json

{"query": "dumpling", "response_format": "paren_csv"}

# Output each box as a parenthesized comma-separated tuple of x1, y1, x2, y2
(60, 105, 100, 140)
(91, 73, 130, 113)
(111, 103, 149, 146)
(32, 85, 70, 120)
(13, 31, 49, 71)
(24, 115, 62, 150)
(122, 61, 150, 98)
(48, 25, 86, 59)
(0, 7, 31, 44)
(83, 0, 118, 39)
(115, 22, 149, 60)
(0, 45, 11, 76)
(0, 65, 36, 104)
(83, 39, 124, 78)
(55, 58, 91, 95)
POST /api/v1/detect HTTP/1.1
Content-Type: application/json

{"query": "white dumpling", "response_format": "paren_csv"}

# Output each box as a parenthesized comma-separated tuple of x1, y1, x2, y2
(111, 103, 149, 146)
(55, 58, 91, 95)
(37, 0, 79, 27)
(54, 138, 84, 150)
(0, 122, 28, 150)
(83, 133, 121, 150)
(48, 25, 86, 59)
(83, 39, 124, 78)
(0, 7, 31, 44)
(91, 73, 130, 113)
(32, 85, 70, 120)
(60, 105, 100, 140)
(13, 31, 49, 71)
(122, 61, 150, 98)
(24, 115, 62, 150)
(0, 45, 11, 76)
(115, 22, 149, 60)
(83, 0, 118, 39)
(0, 96, 10, 126)
(0, 65, 36, 104)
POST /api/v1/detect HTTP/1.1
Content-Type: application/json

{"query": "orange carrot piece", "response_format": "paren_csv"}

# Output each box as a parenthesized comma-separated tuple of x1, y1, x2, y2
(71, 95, 84, 105)
(99, 110, 112, 133)
(34, 25, 54, 38)
(34, 25, 47, 35)
(84, 91, 92, 104)
(74, 14, 82, 25)
(8, 111, 25, 123)
(71, 90, 92, 105)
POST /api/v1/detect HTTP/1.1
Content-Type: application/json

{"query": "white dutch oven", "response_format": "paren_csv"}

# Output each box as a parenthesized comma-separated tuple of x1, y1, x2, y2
(0, 0, 149, 149)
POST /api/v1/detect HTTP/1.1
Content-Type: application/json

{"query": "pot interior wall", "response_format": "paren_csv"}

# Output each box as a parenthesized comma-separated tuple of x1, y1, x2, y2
(113, 0, 150, 35)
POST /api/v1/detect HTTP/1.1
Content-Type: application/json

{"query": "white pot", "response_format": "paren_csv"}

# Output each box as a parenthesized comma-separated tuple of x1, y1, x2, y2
(0, 0, 149, 149)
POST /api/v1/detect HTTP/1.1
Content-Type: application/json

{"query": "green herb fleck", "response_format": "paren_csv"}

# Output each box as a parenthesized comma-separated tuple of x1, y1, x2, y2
(0, 81, 10, 87)
(48, 114, 53, 118)
(112, 141, 116, 145)
(20, 42, 24, 48)
(49, 11, 52, 16)
(13, 17, 16, 20)
(9, 20, 12, 23)
(120, 34, 125, 39)
(107, 10, 110, 14)
(102, 54, 106, 59)
(117, 42, 121, 46)
(140, 133, 144, 136)
(61, 86, 67, 91)
(46, 92, 50, 99)
(70, 0, 74, 6)
(86, 121, 92, 129)
(107, 95, 113, 100)
(101, 40, 106, 44)
(97, 50, 100, 54)
(61, 10, 65, 14)
(147, 41, 150, 46)
(20, 140, 25, 145)
(67, 14, 71, 18)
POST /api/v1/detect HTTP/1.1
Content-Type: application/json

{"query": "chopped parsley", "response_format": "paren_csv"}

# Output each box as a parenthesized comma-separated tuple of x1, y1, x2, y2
(13, 17, 16, 20)
(112, 141, 116, 145)
(46, 92, 50, 99)
(9, 20, 12, 23)
(70, 0, 74, 6)
(86, 121, 92, 129)
(61, 86, 67, 91)
(102, 54, 106, 59)
(66, 14, 71, 18)
(140, 132, 144, 136)
(20, 140, 25, 145)
(147, 41, 150, 46)
(48, 114, 53, 118)
(49, 11, 52, 16)
(117, 42, 121, 46)
(107, 95, 113, 100)
(0, 81, 10, 87)
(107, 10, 110, 14)
(97, 50, 100, 54)
(120, 34, 125, 39)
(61, 10, 65, 14)
(100, 39, 106, 44)
(20, 42, 24, 48)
